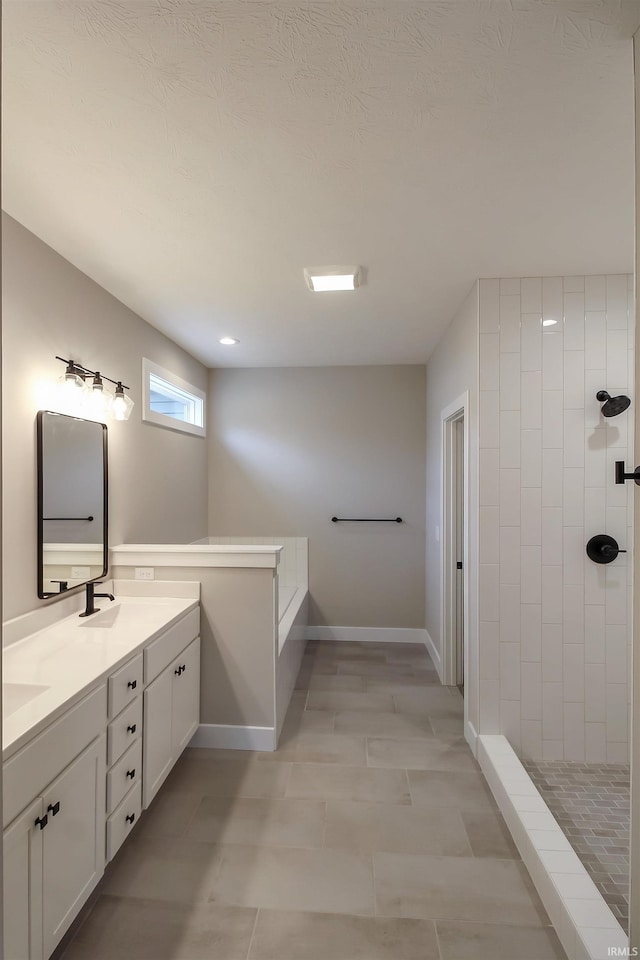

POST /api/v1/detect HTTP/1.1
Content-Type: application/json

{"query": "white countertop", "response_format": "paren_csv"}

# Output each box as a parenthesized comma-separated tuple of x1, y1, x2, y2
(3, 593, 199, 760)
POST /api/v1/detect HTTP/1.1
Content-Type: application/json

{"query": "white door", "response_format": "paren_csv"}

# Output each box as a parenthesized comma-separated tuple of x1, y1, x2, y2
(143, 666, 173, 808)
(3, 798, 43, 960)
(171, 638, 201, 758)
(454, 417, 465, 688)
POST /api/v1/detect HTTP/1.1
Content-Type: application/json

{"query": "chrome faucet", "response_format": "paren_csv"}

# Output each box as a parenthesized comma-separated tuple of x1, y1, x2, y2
(79, 581, 115, 618)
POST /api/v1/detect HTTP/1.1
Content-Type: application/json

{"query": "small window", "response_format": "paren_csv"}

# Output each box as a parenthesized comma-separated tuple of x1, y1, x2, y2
(142, 359, 206, 437)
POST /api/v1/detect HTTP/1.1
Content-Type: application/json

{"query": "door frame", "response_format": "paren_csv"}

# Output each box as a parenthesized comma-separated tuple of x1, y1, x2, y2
(441, 392, 469, 688)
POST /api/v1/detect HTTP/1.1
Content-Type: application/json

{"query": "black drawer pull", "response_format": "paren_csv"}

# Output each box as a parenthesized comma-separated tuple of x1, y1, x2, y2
(47, 801, 61, 817)
(127, 724, 137, 734)
(181, 664, 186, 673)
(174, 666, 183, 676)
(126, 768, 136, 779)
(35, 814, 48, 830)
(127, 680, 137, 690)
(126, 813, 136, 825)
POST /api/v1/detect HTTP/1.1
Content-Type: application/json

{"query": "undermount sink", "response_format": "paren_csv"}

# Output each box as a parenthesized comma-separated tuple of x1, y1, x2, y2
(4, 682, 50, 717)
(78, 604, 121, 628)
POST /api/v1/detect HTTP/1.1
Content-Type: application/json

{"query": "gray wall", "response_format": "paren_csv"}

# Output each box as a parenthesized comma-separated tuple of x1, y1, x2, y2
(2, 214, 209, 619)
(208, 366, 427, 628)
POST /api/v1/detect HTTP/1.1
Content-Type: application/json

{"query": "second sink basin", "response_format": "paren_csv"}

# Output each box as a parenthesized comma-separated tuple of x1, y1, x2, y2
(4, 682, 50, 717)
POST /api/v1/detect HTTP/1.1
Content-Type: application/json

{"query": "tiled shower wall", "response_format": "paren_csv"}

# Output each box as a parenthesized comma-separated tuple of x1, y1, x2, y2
(478, 275, 634, 762)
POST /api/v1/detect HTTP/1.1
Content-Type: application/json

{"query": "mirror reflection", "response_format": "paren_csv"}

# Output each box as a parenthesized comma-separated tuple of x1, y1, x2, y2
(37, 411, 108, 598)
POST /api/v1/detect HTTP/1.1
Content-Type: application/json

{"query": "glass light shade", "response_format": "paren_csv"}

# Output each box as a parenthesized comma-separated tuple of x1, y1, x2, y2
(86, 382, 113, 421)
(112, 386, 134, 421)
(54, 371, 88, 415)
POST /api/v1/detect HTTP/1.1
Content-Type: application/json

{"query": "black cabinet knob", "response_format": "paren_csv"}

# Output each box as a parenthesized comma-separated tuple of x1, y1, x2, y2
(174, 666, 183, 676)
(127, 724, 137, 734)
(47, 801, 60, 817)
(126, 768, 136, 779)
(126, 813, 136, 824)
(35, 814, 48, 830)
(127, 680, 137, 690)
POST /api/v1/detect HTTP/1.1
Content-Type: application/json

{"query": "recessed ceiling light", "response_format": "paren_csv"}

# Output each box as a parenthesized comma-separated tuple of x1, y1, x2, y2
(219, 337, 239, 345)
(542, 319, 557, 327)
(304, 266, 361, 292)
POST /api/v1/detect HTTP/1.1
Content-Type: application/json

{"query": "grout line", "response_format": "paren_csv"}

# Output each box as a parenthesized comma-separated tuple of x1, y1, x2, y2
(432, 918, 445, 960)
(245, 908, 260, 960)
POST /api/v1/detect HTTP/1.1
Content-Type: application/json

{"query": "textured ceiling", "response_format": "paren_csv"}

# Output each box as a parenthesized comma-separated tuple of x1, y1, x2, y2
(3, 0, 639, 367)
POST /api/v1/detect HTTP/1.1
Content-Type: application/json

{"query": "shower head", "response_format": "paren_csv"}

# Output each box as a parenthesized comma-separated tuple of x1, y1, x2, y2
(596, 390, 631, 418)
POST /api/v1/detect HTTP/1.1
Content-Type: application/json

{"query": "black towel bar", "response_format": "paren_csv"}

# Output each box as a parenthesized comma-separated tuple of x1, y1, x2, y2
(331, 517, 403, 523)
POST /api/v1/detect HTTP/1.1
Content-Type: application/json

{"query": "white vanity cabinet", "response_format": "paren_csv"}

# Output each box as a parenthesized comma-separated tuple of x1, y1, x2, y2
(3, 686, 106, 960)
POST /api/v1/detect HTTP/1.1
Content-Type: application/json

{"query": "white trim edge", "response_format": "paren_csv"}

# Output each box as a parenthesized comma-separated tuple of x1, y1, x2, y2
(424, 628, 442, 680)
(304, 626, 428, 645)
(189, 724, 277, 752)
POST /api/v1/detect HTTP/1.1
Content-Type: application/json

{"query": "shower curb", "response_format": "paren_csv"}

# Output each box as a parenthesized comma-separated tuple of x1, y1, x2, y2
(477, 735, 628, 960)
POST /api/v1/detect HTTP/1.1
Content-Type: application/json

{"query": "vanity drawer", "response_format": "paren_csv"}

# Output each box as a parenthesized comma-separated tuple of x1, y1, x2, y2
(108, 654, 143, 719)
(144, 607, 200, 684)
(106, 782, 142, 862)
(107, 697, 142, 766)
(106, 739, 142, 815)
(4, 684, 107, 827)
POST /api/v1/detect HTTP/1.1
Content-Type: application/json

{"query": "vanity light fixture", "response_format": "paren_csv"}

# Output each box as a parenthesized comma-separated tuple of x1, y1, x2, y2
(53, 357, 134, 421)
(219, 337, 239, 345)
(304, 266, 361, 292)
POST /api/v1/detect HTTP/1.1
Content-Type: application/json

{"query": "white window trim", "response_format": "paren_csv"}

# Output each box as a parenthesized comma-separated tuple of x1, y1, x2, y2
(142, 358, 206, 437)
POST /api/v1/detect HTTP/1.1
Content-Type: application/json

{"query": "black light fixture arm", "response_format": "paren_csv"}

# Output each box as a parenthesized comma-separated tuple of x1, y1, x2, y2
(55, 356, 129, 391)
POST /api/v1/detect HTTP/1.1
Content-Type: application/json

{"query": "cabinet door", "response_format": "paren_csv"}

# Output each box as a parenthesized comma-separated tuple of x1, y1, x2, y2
(41, 736, 105, 959)
(143, 666, 173, 808)
(3, 799, 43, 960)
(171, 637, 201, 758)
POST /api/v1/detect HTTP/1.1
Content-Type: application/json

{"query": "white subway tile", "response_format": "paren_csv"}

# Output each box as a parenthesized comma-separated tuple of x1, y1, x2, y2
(563, 468, 584, 526)
(562, 408, 584, 469)
(521, 488, 541, 545)
(563, 644, 585, 702)
(606, 274, 629, 329)
(542, 330, 563, 390)
(605, 625, 628, 685)
(479, 621, 500, 680)
(606, 741, 629, 763)
(563, 702, 585, 761)
(542, 681, 563, 739)
(542, 566, 563, 623)
(563, 292, 585, 350)
(500, 527, 521, 584)
(562, 527, 584, 586)
(521, 662, 542, 720)
(541, 623, 562, 683)
(584, 429, 607, 487)
(521, 604, 542, 662)
(520, 720, 543, 760)
(521, 546, 542, 604)
(479, 564, 499, 621)
(605, 565, 627, 626)
(584, 556, 607, 607)
(584, 486, 606, 535)
(479, 448, 500, 506)
(542, 390, 563, 448)
(584, 368, 606, 426)
(563, 351, 585, 409)
(563, 276, 584, 293)
(479, 506, 500, 564)
(585, 276, 606, 311)
(521, 277, 542, 313)
(606, 683, 629, 741)
(605, 505, 628, 547)
(521, 371, 542, 429)
(521, 314, 542, 371)
(499, 468, 521, 525)
(500, 294, 521, 352)
(500, 583, 521, 640)
(500, 699, 521, 750)
(479, 279, 500, 333)
(500, 642, 521, 700)
(479, 391, 500, 448)
(541, 507, 563, 566)
(585, 605, 606, 663)
(563, 584, 584, 636)
(606, 329, 628, 386)
(605, 416, 628, 450)
(520, 429, 542, 487)
(585, 722, 606, 761)
(542, 740, 565, 761)
(479, 333, 500, 390)
(584, 312, 606, 370)
(500, 278, 521, 296)
(499, 352, 520, 410)
(500, 411, 520, 468)
(605, 448, 628, 507)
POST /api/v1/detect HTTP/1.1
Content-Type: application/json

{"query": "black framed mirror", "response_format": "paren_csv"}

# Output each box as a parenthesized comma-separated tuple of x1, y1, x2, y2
(37, 411, 108, 599)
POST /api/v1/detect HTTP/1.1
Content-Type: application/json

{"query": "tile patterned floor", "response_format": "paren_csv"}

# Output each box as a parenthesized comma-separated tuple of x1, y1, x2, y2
(59, 641, 566, 960)
(523, 759, 630, 931)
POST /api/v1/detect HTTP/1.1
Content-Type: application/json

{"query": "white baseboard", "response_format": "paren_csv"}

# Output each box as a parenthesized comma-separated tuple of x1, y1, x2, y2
(464, 719, 478, 756)
(423, 628, 442, 678)
(190, 723, 276, 751)
(305, 625, 428, 644)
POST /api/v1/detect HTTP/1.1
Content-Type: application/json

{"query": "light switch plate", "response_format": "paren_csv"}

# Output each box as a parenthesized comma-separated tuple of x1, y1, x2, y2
(134, 567, 155, 581)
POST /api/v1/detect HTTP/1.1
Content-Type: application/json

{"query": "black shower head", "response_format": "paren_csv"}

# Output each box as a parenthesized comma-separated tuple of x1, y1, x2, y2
(596, 390, 631, 417)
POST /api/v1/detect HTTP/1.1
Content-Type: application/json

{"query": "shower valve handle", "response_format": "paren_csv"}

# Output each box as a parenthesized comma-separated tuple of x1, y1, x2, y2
(614, 461, 640, 485)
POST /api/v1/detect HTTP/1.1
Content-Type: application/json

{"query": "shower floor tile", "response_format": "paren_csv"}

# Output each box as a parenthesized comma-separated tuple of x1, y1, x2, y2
(522, 760, 630, 931)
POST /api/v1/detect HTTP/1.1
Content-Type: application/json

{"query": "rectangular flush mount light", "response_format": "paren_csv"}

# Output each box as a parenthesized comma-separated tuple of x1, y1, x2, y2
(304, 265, 361, 292)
